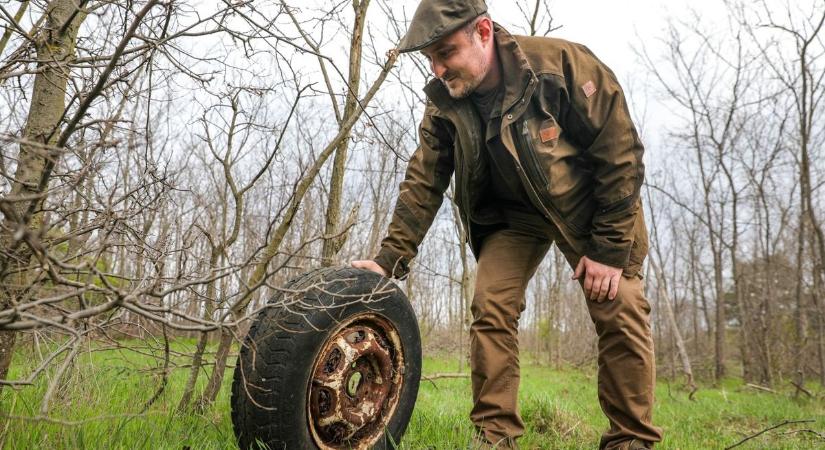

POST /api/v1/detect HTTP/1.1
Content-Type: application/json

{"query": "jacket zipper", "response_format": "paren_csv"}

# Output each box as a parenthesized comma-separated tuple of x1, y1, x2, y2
(519, 121, 550, 187)
(511, 120, 586, 237)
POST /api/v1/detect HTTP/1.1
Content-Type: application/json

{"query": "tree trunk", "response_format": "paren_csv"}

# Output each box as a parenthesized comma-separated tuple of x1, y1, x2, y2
(793, 212, 808, 383)
(549, 249, 564, 367)
(178, 251, 220, 411)
(0, 0, 87, 382)
(448, 185, 472, 373)
(652, 259, 696, 392)
(321, 0, 370, 266)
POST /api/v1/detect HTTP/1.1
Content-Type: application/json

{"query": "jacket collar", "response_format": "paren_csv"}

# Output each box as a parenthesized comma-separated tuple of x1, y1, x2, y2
(423, 23, 535, 119)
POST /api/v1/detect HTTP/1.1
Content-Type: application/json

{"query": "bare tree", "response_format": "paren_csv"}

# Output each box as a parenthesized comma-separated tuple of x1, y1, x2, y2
(639, 12, 760, 381)
(0, 0, 160, 383)
(736, 0, 825, 386)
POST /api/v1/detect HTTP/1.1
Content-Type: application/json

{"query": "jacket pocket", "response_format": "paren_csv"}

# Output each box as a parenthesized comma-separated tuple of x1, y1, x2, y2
(521, 116, 596, 236)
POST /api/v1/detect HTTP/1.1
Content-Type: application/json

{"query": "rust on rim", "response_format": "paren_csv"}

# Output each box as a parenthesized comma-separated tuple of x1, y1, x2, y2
(307, 312, 405, 450)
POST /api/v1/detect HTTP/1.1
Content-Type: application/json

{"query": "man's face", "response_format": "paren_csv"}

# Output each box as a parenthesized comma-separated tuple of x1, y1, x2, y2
(420, 22, 490, 99)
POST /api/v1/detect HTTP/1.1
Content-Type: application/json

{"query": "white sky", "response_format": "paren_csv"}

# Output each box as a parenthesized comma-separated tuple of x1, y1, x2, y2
(489, 0, 728, 152)
(509, 0, 703, 70)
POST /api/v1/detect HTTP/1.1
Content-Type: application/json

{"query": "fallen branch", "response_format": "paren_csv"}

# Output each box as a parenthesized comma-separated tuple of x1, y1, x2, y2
(745, 383, 776, 394)
(0, 412, 159, 426)
(421, 373, 470, 381)
(780, 429, 825, 441)
(724, 419, 816, 449)
(790, 381, 813, 398)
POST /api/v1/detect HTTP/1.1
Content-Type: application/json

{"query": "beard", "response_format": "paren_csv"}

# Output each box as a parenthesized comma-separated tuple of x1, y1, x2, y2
(440, 48, 490, 99)
(441, 75, 480, 99)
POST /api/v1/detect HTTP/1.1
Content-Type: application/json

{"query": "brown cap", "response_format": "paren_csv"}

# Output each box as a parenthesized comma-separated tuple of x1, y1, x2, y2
(397, 0, 488, 53)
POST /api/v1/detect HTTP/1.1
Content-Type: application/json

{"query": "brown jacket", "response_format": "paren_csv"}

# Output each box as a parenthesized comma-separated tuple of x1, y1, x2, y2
(375, 24, 648, 278)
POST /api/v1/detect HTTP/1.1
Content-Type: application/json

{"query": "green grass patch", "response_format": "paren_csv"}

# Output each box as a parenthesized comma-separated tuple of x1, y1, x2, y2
(1, 342, 822, 449)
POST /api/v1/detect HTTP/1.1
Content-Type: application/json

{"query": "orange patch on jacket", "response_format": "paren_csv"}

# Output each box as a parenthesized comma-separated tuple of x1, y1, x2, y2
(540, 125, 559, 144)
(582, 80, 596, 98)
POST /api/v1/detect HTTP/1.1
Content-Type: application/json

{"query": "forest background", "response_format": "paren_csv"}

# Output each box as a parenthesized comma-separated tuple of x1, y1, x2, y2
(0, 0, 823, 447)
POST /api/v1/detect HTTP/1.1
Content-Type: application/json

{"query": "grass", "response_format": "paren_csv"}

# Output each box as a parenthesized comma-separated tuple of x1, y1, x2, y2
(407, 358, 824, 449)
(0, 340, 822, 449)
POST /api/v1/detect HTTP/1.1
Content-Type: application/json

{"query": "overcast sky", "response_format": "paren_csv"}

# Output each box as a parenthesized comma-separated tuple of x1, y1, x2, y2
(502, 0, 717, 73)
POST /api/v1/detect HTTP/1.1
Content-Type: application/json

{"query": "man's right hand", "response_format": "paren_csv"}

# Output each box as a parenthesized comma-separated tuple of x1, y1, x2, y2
(351, 260, 388, 277)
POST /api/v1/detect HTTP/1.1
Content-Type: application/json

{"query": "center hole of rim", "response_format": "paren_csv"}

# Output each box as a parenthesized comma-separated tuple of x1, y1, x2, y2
(346, 371, 362, 397)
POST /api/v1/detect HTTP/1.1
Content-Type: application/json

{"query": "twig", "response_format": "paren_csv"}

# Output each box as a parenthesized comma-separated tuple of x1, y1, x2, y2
(38, 336, 83, 415)
(561, 419, 581, 438)
(0, 336, 81, 386)
(141, 324, 169, 412)
(687, 384, 699, 401)
(724, 419, 816, 449)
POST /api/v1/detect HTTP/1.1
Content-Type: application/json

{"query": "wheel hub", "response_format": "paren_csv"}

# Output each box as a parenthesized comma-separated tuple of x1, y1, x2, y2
(308, 313, 404, 449)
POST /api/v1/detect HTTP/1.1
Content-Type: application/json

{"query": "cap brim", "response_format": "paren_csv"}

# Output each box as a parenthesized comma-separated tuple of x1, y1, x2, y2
(397, 17, 479, 53)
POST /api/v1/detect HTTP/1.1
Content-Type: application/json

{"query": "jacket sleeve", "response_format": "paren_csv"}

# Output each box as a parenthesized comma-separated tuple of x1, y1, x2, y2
(562, 43, 644, 269)
(373, 103, 454, 278)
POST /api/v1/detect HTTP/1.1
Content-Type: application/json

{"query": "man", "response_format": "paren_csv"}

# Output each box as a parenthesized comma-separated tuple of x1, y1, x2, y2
(352, 1, 662, 448)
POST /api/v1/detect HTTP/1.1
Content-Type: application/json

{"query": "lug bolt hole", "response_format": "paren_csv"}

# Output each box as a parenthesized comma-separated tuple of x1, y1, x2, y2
(324, 348, 342, 374)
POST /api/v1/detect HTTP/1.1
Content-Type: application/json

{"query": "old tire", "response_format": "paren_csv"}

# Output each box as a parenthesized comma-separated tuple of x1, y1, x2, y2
(230, 267, 421, 450)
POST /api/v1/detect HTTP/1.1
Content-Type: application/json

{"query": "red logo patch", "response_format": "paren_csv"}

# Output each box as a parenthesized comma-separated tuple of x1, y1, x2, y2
(582, 80, 596, 98)
(540, 126, 559, 144)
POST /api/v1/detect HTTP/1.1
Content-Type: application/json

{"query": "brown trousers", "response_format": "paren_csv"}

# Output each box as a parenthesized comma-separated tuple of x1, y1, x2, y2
(469, 213, 663, 449)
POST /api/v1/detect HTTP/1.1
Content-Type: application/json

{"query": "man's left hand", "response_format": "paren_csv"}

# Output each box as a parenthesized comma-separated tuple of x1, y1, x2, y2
(572, 256, 622, 301)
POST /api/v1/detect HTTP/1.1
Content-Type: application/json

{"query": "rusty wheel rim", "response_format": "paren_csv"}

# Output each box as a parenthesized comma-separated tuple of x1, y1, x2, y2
(307, 312, 405, 450)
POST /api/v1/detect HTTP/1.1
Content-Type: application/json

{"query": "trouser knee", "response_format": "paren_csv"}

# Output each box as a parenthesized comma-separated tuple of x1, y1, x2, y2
(587, 275, 653, 345)
(471, 286, 523, 333)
